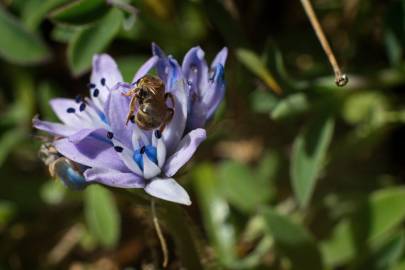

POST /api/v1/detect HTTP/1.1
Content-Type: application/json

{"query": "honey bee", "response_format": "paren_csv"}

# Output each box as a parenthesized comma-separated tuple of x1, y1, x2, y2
(123, 75, 174, 132)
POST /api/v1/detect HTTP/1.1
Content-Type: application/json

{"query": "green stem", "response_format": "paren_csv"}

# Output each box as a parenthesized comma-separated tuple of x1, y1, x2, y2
(159, 203, 203, 270)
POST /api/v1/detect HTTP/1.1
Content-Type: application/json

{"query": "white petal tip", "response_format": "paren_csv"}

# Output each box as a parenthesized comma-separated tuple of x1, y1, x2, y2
(145, 178, 191, 205)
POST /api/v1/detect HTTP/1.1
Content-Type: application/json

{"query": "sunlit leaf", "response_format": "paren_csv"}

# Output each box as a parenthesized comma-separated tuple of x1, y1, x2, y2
(262, 207, 323, 270)
(49, 0, 109, 25)
(218, 160, 272, 213)
(291, 115, 334, 207)
(236, 48, 282, 95)
(321, 188, 405, 266)
(0, 6, 50, 65)
(67, 8, 123, 75)
(193, 163, 237, 266)
(84, 185, 120, 248)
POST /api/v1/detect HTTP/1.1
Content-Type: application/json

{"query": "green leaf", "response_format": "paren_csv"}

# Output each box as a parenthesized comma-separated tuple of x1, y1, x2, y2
(218, 160, 272, 213)
(68, 8, 123, 75)
(51, 24, 76, 43)
(321, 188, 405, 266)
(0, 129, 25, 167)
(0, 200, 16, 228)
(261, 207, 323, 270)
(84, 185, 120, 248)
(0, 6, 50, 65)
(271, 93, 309, 120)
(49, 0, 109, 25)
(291, 115, 334, 207)
(40, 179, 66, 205)
(250, 89, 279, 113)
(193, 163, 237, 266)
(353, 231, 404, 270)
(22, 0, 70, 30)
(37, 81, 61, 121)
(236, 48, 282, 95)
(393, 260, 405, 270)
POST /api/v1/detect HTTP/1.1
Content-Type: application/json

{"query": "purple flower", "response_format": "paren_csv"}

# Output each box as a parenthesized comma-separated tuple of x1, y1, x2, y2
(33, 53, 158, 142)
(34, 47, 210, 205)
(152, 43, 228, 131)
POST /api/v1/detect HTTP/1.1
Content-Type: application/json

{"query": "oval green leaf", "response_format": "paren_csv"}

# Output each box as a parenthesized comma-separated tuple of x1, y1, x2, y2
(321, 188, 405, 266)
(261, 207, 323, 270)
(0, 6, 50, 65)
(68, 8, 123, 76)
(193, 163, 237, 267)
(291, 115, 334, 208)
(84, 185, 120, 248)
(218, 160, 272, 213)
(49, 0, 109, 25)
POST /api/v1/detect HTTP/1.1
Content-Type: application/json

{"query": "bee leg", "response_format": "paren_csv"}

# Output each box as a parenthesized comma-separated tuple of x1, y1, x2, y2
(122, 87, 137, 97)
(159, 108, 174, 133)
(125, 95, 138, 125)
(164, 93, 175, 109)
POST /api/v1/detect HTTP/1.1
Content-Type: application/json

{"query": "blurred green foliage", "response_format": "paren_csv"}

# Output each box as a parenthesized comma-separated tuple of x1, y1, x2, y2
(0, 0, 404, 269)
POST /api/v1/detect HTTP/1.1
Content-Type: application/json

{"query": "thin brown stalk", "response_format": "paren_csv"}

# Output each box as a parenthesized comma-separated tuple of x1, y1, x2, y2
(300, 0, 349, 87)
(151, 199, 169, 268)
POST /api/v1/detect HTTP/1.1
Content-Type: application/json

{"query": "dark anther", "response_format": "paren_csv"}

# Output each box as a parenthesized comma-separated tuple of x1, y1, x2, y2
(93, 88, 100, 97)
(87, 83, 96, 89)
(140, 146, 146, 154)
(154, 130, 162, 139)
(79, 103, 86, 111)
(114, 146, 123, 153)
(66, 107, 75, 113)
(130, 115, 135, 123)
(75, 95, 82, 103)
(100, 78, 106, 86)
(107, 132, 114, 139)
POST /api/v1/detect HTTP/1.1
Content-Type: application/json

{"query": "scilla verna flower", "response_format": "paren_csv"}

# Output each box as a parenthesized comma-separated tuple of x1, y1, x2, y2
(152, 43, 228, 131)
(34, 44, 213, 205)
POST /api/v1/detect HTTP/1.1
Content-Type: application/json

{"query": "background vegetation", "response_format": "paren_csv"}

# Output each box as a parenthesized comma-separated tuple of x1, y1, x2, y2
(0, 0, 405, 269)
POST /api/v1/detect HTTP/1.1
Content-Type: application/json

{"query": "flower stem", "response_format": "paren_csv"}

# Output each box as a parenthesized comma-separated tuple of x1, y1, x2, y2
(159, 203, 204, 270)
(151, 199, 169, 268)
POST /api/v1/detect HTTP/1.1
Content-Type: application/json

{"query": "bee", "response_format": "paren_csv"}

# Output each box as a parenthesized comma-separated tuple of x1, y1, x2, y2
(123, 75, 175, 132)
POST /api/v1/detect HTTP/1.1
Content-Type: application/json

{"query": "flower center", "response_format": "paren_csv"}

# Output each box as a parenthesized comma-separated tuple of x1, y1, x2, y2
(133, 145, 158, 171)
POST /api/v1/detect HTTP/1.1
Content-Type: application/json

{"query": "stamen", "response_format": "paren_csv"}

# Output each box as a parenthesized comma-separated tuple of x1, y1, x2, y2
(107, 132, 114, 139)
(66, 108, 75, 113)
(87, 83, 96, 89)
(75, 95, 82, 103)
(114, 146, 123, 153)
(130, 115, 135, 123)
(93, 89, 100, 97)
(140, 146, 146, 154)
(79, 103, 86, 112)
(100, 78, 106, 86)
(154, 130, 162, 139)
